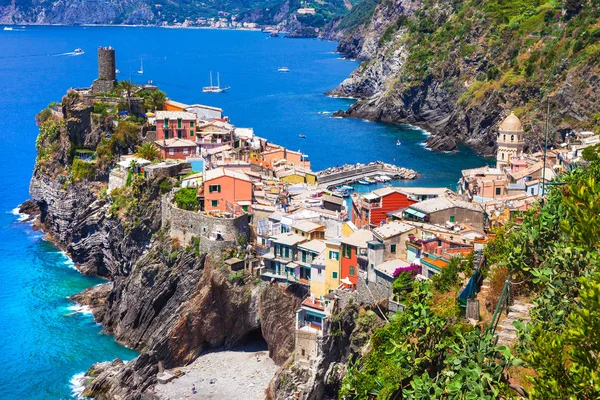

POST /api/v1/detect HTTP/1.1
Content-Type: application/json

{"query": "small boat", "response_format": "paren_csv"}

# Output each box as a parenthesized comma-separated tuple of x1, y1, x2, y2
(203, 71, 230, 93)
(358, 179, 371, 185)
(3, 27, 13, 31)
(74, 48, 84, 54)
(299, 134, 306, 138)
(379, 175, 392, 182)
(396, 140, 401, 146)
(278, 66, 290, 72)
(137, 59, 143, 74)
(115, 69, 120, 74)
(366, 177, 377, 184)
(339, 185, 354, 191)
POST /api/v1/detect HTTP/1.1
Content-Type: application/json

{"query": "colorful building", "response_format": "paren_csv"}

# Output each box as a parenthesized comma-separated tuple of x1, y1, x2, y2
(292, 220, 325, 240)
(401, 196, 486, 231)
(351, 187, 418, 229)
(324, 239, 342, 294)
(263, 232, 308, 282)
(154, 138, 198, 160)
(155, 111, 197, 141)
(295, 240, 326, 288)
(340, 229, 374, 287)
(202, 168, 253, 214)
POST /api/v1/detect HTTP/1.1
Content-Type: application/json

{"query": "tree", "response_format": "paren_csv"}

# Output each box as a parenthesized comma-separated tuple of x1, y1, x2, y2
(145, 90, 166, 112)
(136, 142, 161, 162)
(118, 80, 135, 112)
(582, 143, 600, 162)
(525, 273, 600, 399)
(174, 188, 199, 211)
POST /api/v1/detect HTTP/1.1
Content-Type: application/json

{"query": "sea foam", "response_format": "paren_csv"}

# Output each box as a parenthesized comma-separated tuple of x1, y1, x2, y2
(10, 206, 28, 222)
(70, 372, 86, 399)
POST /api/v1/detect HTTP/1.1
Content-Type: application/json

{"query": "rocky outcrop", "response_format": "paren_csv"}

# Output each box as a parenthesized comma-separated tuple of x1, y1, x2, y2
(329, 0, 600, 154)
(259, 283, 307, 365)
(29, 173, 160, 276)
(79, 251, 306, 399)
(266, 300, 386, 400)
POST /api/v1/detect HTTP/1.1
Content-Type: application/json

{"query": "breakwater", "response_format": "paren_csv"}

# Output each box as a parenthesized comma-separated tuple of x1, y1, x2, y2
(317, 161, 418, 188)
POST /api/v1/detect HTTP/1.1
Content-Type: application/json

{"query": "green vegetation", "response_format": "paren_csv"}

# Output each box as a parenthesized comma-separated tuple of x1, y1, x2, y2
(95, 120, 141, 171)
(137, 88, 166, 111)
(135, 142, 161, 162)
(341, 281, 519, 399)
(174, 188, 199, 211)
(158, 178, 173, 195)
(357, 0, 600, 132)
(336, 0, 378, 31)
(70, 158, 96, 182)
(431, 255, 473, 292)
(342, 160, 600, 398)
(35, 118, 64, 163)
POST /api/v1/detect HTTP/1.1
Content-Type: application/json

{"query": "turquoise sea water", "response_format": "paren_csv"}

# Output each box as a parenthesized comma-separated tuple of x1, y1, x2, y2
(0, 26, 489, 399)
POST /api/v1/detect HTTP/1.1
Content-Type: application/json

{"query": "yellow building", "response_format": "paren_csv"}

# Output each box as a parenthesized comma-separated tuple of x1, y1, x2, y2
(341, 221, 357, 237)
(324, 240, 342, 294)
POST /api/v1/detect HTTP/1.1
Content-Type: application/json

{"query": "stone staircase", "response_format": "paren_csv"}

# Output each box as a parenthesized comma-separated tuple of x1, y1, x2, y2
(495, 301, 534, 346)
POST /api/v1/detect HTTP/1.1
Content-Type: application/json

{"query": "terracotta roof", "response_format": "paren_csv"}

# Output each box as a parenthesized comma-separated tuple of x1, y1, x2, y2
(422, 257, 449, 269)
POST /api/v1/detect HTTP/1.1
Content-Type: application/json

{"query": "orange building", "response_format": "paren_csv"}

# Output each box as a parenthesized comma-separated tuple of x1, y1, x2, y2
(351, 187, 417, 229)
(262, 145, 311, 170)
(339, 229, 374, 287)
(164, 99, 190, 111)
(202, 168, 253, 214)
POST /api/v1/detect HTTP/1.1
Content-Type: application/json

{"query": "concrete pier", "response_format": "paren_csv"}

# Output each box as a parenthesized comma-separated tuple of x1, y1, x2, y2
(316, 162, 418, 188)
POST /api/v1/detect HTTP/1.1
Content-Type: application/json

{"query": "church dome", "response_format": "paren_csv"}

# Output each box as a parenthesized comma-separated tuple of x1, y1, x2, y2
(499, 111, 523, 132)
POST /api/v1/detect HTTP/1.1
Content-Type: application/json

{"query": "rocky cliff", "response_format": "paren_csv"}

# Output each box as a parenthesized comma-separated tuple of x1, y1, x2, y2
(329, 0, 600, 153)
(26, 92, 306, 399)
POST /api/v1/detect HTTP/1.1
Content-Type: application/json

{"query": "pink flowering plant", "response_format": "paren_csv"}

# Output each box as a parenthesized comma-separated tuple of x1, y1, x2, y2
(392, 263, 421, 278)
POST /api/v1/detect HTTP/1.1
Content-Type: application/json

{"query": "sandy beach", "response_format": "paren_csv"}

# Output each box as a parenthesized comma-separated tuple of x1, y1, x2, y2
(155, 340, 278, 400)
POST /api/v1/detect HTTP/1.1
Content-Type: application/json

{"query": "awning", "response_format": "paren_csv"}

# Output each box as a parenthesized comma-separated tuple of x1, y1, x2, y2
(237, 201, 252, 206)
(304, 309, 325, 319)
(404, 208, 427, 219)
(341, 277, 353, 286)
(363, 193, 379, 201)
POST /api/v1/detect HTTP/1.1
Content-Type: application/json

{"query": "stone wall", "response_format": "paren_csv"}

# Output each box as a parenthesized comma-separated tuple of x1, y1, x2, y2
(295, 330, 320, 367)
(161, 194, 250, 253)
(108, 169, 126, 193)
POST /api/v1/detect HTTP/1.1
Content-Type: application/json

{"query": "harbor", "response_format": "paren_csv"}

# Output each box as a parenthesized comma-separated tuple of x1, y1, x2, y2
(316, 161, 418, 189)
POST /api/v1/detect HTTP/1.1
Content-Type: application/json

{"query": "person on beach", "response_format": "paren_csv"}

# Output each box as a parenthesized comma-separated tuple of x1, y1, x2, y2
(192, 384, 196, 394)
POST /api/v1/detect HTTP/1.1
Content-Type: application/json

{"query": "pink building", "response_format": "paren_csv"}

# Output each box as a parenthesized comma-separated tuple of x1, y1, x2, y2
(155, 138, 197, 160)
(155, 111, 197, 141)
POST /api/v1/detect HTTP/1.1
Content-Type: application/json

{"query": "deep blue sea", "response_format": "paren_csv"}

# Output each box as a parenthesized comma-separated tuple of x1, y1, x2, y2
(0, 26, 489, 399)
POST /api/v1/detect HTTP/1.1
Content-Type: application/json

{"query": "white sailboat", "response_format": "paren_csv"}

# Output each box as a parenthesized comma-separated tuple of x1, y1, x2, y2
(278, 57, 290, 72)
(137, 59, 143, 74)
(202, 72, 230, 93)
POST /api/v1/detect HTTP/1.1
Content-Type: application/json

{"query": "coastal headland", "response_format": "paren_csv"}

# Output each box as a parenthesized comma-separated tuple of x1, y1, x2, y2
(21, 46, 417, 398)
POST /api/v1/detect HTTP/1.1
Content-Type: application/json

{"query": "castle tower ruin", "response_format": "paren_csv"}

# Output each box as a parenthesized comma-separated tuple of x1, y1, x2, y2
(92, 46, 117, 94)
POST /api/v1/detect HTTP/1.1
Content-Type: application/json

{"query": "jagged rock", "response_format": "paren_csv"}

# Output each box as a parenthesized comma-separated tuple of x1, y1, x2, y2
(259, 283, 306, 365)
(70, 282, 113, 315)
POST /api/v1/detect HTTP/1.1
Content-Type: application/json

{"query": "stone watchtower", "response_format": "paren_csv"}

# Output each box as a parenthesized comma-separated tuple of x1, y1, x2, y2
(91, 46, 117, 94)
(496, 111, 525, 169)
